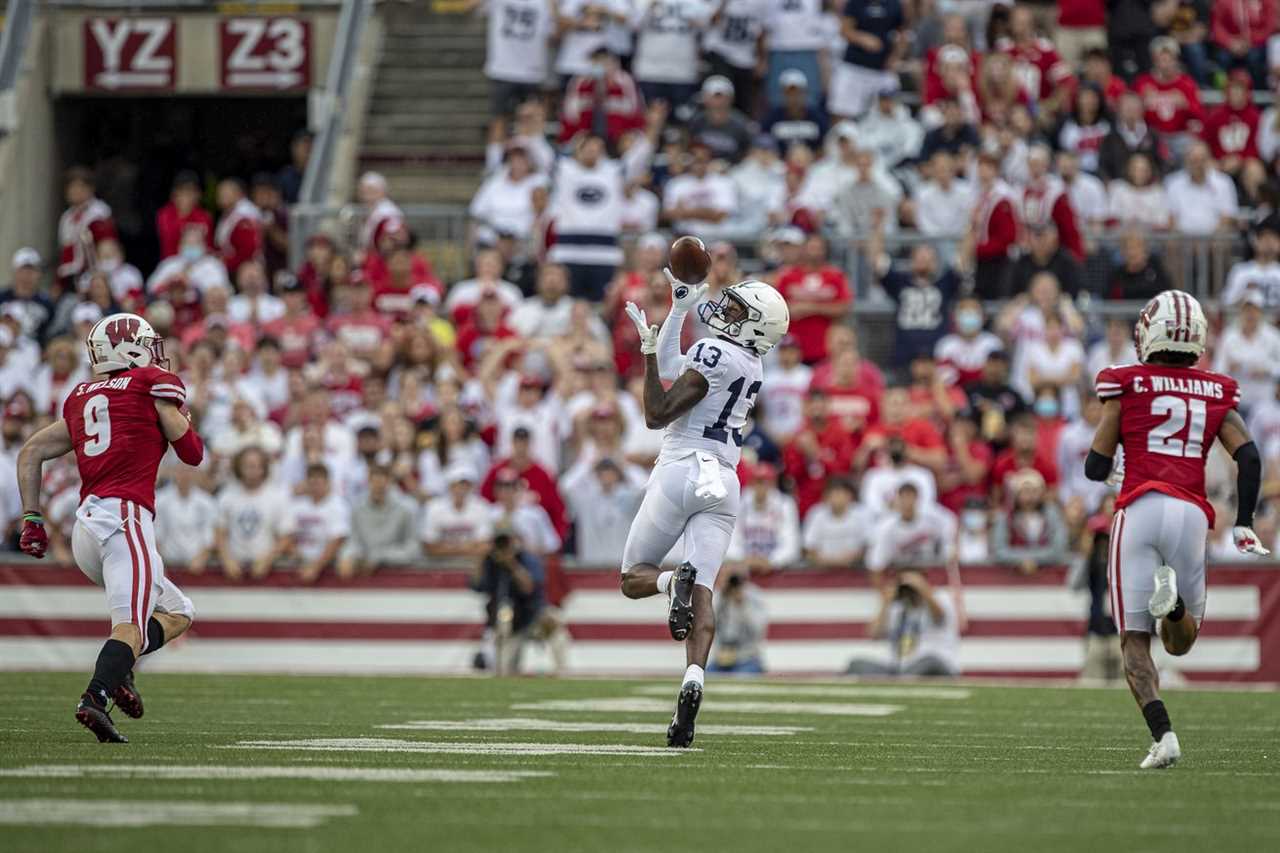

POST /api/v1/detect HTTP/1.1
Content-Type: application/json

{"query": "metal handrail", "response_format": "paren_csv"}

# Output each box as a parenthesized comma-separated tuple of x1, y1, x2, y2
(0, 0, 36, 93)
(297, 0, 372, 208)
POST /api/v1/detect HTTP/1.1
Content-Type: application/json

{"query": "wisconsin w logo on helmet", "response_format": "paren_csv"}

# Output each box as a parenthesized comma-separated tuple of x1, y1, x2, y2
(103, 316, 141, 347)
(87, 312, 169, 374)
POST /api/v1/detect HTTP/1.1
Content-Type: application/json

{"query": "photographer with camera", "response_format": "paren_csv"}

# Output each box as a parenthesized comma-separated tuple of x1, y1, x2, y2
(708, 573, 769, 675)
(471, 527, 567, 674)
(845, 570, 961, 678)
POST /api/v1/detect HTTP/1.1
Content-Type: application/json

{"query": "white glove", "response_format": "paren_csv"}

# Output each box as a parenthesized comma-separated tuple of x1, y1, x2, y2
(663, 268, 709, 313)
(1106, 459, 1125, 488)
(624, 302, 658, 355)
(1232, 526, 1271, 556)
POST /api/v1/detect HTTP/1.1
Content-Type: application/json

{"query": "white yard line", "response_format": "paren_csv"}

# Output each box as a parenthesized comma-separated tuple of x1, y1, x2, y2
(511, 698, 903, 717)
(0, 765, 553, 784)
(377, 718, 813, 736)
(222, 738, 697, 756)
(0, 799, 356, 829)
(630, 684, 971, 700)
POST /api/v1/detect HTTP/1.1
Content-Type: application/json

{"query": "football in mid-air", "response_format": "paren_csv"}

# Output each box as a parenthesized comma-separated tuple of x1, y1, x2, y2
(669, 236, 711, 284)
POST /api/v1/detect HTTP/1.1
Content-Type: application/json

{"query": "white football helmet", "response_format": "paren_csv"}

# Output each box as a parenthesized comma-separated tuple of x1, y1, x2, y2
(1134, 290, 1207, 363)
(697, 279, 790, 355)
(86, 313, 169, 374)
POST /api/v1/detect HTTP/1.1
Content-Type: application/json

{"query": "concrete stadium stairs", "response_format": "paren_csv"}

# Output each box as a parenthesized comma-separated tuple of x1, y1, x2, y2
(359, 1, 488, 204)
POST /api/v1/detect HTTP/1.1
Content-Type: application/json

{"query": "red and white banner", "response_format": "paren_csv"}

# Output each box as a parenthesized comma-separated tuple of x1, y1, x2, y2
(83, 17, 176, 92)
(2, 565, 1277, 681)
(219, 17, 310, 91)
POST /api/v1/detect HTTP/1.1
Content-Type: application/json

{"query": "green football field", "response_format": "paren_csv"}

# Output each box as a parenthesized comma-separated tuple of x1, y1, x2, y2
(2, 673, 1278, 852)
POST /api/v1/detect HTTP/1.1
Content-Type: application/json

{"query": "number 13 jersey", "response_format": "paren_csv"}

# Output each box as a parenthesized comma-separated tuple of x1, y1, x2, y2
(661, 337, 764, 468)
(1095, 363, 1240, 525)
(63, 366, 187, 514)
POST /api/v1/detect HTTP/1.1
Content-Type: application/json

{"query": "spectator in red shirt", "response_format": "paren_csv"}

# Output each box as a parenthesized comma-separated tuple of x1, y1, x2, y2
(1056, 2, 1106, 67)
(855, 386, 947, 475)
(156, 171, 214, 260)
(1081, 47, 1129, 109)
(810, 348, 882, 436)
(327, 278, 393, 364)
(773, 234, 852, 364)
(295, 234, 338, 318)
(214, 178, 264, 281)
(455, 288, 516, 371)
(966, 150, 1020, 300)
(480, 426, 568, 538)
(1020, 144, 1085, 261)
(558, 47, 646, 148)
(1000, 4, 1073, 116)
(782, 391, 856, 517)
(1210, 0, 1274, 89)
(990, 414, 1059, 506)
(809, 324, 885, 394)
(937, 415, 994, 513)
(372, 244, 444, 319)
(57, 166, 117, 285)
(262, 278, 321, 369)
(1134, 37, 1204, 156)
(1202, 70, 1261, 178)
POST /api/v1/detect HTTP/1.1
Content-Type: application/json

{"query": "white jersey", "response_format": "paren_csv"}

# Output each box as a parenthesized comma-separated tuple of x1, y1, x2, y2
(484, 0, 555, 84)
(703, 0, 768, 69)
(659, 337, 764, 468)
(632, 0, 716, 84)
(547, 157, 628, 267)
(764, 0, 826, 51)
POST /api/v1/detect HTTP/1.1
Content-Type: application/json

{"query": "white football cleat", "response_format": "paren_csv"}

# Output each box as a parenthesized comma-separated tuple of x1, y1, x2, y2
(1139, 731, 1181, 769)
(1148, 564, 1179, 620)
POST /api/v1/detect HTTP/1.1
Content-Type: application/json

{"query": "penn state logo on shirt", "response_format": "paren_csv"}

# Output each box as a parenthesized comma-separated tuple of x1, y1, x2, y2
(576, 184, 607, 205)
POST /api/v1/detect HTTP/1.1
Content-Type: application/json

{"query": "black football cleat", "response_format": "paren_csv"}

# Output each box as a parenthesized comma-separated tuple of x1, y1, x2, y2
(75, 692, 128, 743)
(666, 680, 703, 748)
(667, 563, 697, 641)
(112, 671, 144, 719)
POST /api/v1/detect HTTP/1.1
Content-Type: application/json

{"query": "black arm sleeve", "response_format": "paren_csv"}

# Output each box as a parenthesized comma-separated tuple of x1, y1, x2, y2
(1233, 441, 1262, 527)
(1084, 450, 1113, 482)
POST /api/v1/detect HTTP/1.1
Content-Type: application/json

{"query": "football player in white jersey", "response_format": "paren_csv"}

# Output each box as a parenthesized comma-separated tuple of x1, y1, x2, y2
(623, 264, 789, 747)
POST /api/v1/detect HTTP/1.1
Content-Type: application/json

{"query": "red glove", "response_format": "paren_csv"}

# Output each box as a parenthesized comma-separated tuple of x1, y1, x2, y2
(19, 513, 48, 559)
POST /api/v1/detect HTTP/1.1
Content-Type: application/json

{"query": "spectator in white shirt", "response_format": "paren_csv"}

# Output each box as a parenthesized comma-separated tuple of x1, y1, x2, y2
(1221, 216, 1280, 308)
(1164, 141, 1239, 235)
(760, 335, 812, 441)
(93, 238, 144, 305)
(727, 463, 802, 571)
(859, 444, 939, 519)
(1107, 153, 1172, 231)
(215, 447, 290, 581)
(147, 225, 230, 295)
(469, 145, 549, 241)
(509, 263, 573, 338)
(238, 336, 292, 418)
(227, 260, 285, 326)
(154, 464, 217, 572)
(865, 482, 957, 578)
(275, 463, 351, 583)
(1213, 289, 1280, 416)
(990, 469, 1069, 574)
(630, 0, 715, 112)
(1085, 317, 1138, 384)
(1056, 150, 1107, 232)
(561, 456, 646, 565)
(909, 150, 974, 238)
(422, 465, 495, 558)
(1018, 313, 1085, 417)
(662, 142, 738, 237)
(727, 135, 788, 236)
(443, 249, 524, 321)
(857, 85, 924, 173)
(763, 0, 826, 110)
(802, 478, 873, 568)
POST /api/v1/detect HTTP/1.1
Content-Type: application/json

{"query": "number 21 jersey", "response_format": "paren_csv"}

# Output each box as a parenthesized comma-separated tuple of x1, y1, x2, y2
(1095, 363, 1240, 525)
(661, 337, 764, 468)
(63, 366, 187, 513)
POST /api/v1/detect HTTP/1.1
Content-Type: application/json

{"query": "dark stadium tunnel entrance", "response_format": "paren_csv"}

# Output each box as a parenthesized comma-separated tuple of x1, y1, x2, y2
(53, 95, 307, 273)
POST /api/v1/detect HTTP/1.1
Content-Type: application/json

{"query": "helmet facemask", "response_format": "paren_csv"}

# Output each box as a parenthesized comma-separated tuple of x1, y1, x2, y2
(698, 288, 761, 349)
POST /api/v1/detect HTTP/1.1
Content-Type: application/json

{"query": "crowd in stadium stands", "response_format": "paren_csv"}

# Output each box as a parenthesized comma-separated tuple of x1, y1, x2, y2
(4, 0, 1280, 632)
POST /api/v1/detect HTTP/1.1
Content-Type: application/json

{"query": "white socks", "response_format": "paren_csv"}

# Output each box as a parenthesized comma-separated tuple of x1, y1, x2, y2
(683, 664, 705, 689)
(656, 571, 673, 594)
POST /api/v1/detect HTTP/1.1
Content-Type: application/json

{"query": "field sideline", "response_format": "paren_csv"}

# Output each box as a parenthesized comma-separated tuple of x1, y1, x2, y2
(1, 673, 1278, 852)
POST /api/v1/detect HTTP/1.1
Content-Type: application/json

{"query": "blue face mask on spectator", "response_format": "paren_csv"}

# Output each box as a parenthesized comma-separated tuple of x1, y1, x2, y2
(1034, 398, 1059, 418)
(181, 245, 204, 263)
(956, 311, 982, 334)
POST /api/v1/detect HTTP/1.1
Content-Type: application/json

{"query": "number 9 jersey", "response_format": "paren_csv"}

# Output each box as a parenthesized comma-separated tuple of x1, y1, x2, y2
(63, 365, 187, 514)
(660, 337, 764, 468)
(1095, 362, 1240, 525)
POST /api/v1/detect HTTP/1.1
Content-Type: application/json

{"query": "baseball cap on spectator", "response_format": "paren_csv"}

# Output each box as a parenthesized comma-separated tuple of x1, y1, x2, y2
(701, 75, 734, 99)
(833, 121, 859, 145)
(4, 392, 32, 420)
(306, 232, 335, 250)
(1242, 288, 1267, 309)
(1227, 70, 1252, 89)
(742, 461, 777, 485)
(774, 226, 805, 245)
(637, 232, 667, 252)
(512, 426, 532, 441)
(410, 285, 440, 306)
(779, 69, 808, 90)
(751, 134, 779, 154)
(173, 170, 200, 191)
(279, 273, 306, 294)
(779, 334, 800, 350)
(493, 468, 520, 487)
(71, 303, 104, 327)
(251, 172, 278, 192)
(518, 374, 546, 390)
(444, 464, 476, 486)
(1255, 214, 1280, 239)
(358, 171, 388, 193)
(12, 248, 40, 270)
(589, 405, 617, 420)
(877, 78, 901, 98)
(1150, 36, 1178, 58)
(938, 45, 970, 67)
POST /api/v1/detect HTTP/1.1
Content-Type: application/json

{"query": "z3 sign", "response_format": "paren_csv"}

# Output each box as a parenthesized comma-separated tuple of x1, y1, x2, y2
(83, 18, 176, 91)
(220, 18, 311, 91)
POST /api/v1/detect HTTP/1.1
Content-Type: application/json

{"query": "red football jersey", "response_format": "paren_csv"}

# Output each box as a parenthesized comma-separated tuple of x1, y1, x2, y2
(1095, 363, 1240, 525)
(63, 366, 186, 513)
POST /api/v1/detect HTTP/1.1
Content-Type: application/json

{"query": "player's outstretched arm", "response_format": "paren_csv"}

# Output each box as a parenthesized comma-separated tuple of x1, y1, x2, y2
(1218, 410, 1269, 555)
(16, 420, 72, 515)
(154, 399, 204, 466)
(642, 357, 709, 429)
